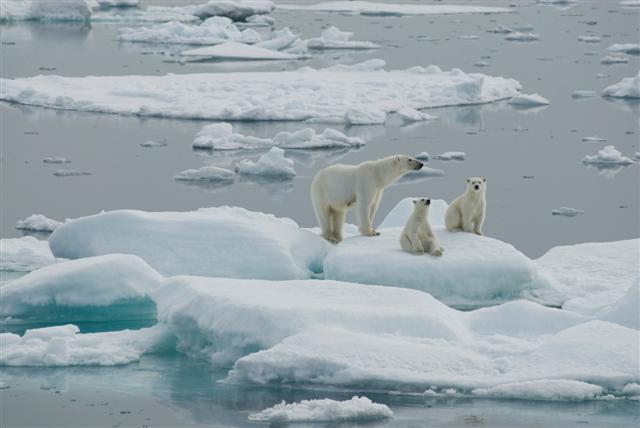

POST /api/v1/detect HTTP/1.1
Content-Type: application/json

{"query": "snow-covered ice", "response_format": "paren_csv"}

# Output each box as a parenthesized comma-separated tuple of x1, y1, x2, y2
(0, 0, 92, 22)
(578, 36, 600, 43)
(174, 166, 236, 181)
(0, 237, 57, 272)
(248, 396, 393, 423)
(508, 93, 550, 106)
(96, 0, 139, 8)
(236, 147, 296, 178)
(397, 107, 437, 122)
(551, 207, 584, 217)
(181, 42, 308, 60)
(0, 254, 163, 324)
(582, 145, 635, 166)
(52, 170, 91, 177)
(48, 206, 328, 279)
(414, 152, 430, 161)
(0, 324, 172, 366)
(307, 26, 379, 50)
(15, 214, 62, 233)
(505, 32, 539, 42)
(600, 55, 629, 64)
(140, 140, 167, 147)
(0, 63, 522, 123)
(434, 151, 466, 161)
(602, 72, 640, 99)
(186, 0, 273, 21)
(607, 43, 640, 55)
(487, 25, 513, 34)
(277, 2, 512, 16)
(581, 136, 607, 142)
(42, 157, 70, 164)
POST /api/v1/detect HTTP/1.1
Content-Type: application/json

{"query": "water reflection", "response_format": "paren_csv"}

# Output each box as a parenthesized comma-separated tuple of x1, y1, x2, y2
(237, 175, 294, 199)
(603, 97, 640, 117)
(584, 163, 632, 179)
(28, 22, 91, 44)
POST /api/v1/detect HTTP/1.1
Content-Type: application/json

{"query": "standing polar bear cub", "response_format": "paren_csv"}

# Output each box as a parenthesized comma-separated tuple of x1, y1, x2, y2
(311, 155, 423, 243)
(445, 177, 487, 235)
(400, 198, 444, 256)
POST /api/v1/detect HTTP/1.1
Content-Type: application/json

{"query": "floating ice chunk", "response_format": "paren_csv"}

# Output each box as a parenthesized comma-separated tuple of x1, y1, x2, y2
(487, 25, 513, 33)
(43, 157, 70, 164)
(397, 107, 437, 122)
(174, 166, 236, 181)
(582, 145, 635, 165)
(472, 380, 604, 401)
(140, 140, 167, 147)
(236, 147, 295, 177)
(0, 0, 93, 21)
(188, 0, 274, 21)
(600, 55, 629, 64)
(581, 135, 607, 142)
(607, 43, 640, 55)
(434, 151, 466, 161)
(378, 197, 448, 228)
(255, 27, 298, 50)
(193, 122, 271, 149)
(551, 207, 584, 217)
(248, 396, 393, 423)
(414, 152, 430, 161)
(0, 324, 172, 366)
(0, 65, 522, 123)
(16, 214, 62, 232)
(49, 206, 328, 279)
(0, 237, 57, 272)
(602, 72, 640, 99)
(53, 169, 91, 176)
(274, 128, 365, 149)
(578, 35, 600, 43)
(181, 42, 308, 60)
(97, 0, 139, 7)
(277, 2, 512, 16)
(508, 93, 550, 106)
(473, 61, 489, 68)
(459, 35, 479, 40)
(322, 58, 387, 72)
(0, 254, 163, 324)
(307, 26, 379, 49)
(505, 32, 539, 42)
(571, 90, 597, 98)
(513, 24, 535, 32)
(245, 14, 274, 26)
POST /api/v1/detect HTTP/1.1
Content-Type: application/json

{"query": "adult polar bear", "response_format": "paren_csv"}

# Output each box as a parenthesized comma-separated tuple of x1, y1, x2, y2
(311, 155, 423, 243)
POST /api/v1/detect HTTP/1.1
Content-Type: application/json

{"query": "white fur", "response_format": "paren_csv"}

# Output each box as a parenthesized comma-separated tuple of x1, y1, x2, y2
(311, 155, 423, 243)
(399, 198, 444, 256)
(445, 177, 487, 235)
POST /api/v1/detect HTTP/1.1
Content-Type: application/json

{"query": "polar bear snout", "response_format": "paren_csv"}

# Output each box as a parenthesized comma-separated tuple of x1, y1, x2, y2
(410, 159, 423, 170)
(474, 185, 479, 190)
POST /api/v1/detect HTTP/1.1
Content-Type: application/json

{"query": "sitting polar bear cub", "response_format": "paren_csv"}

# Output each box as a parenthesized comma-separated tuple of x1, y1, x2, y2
(445, 177, 487, 235)
(400, 198, 444, 256)
(311, 155, 423, 243)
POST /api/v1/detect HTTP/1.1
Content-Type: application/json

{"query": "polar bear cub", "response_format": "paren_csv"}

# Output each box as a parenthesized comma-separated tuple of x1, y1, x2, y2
(311, 155, 423, 243)
(445, 177, 487, 235)
(400, 198, 444, 256)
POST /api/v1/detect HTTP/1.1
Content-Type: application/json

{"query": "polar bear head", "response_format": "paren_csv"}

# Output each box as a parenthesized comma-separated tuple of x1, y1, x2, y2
(466, 177, 487, 193)
(392, 155, 423, 172)
(412, 198, 431, 216)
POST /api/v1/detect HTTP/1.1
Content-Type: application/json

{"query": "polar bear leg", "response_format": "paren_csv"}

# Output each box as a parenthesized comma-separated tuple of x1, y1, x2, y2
(316, 205, 335, 243)
(445, 207, 461, 231)
(473, 211, 484, 235)
(422, 238, 443, 257)
(401, 234, 423, 254)
(369, 191, 382, 231)
(462, 216, 475, 233)
(330, 208, 346, 243)
(357, 193, 379, 236)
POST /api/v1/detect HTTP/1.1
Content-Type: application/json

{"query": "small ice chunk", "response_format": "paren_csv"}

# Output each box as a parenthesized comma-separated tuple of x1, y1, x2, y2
(581, 136, 607, 142)
(607, 43, 640, 54)
(188, 0, 274, 21)
(43, 157, 70, 164)
(582, 145, 635, 165)
(16, 214, 63, 232)
(245, 14, 275, 26)
(248, 396, 393, 423)
(602, 72, 640, 98)
(552, 207, 585, 217)
(97, 0, 139, 7)
(181, 42, 308, 60)
(140, 140, 167, 147)
(174, 166, 236, 181)
(255, 27, 298, 50)
(571, 90, 597, 98)
(487, 25, 513, 34)
(397, 107, 437, 122)
(600, 55, 628, 64)
(459, 35, 479, 40)
(433, 151, 466, 161)
(508, 93, 550, 106)
(578, 35, 600, 43)
(236, 147, 295, 177)
(505, 32, 539, 42)
(474, 60, 489, 67)
(0, 236, 56, 272)
(53, 169, 91, 176)
(307, 26, 380, 49)
(415, 152, 430, 161)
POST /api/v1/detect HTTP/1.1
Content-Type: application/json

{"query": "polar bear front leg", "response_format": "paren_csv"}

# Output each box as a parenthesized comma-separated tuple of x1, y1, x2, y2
(462, 216, 475, 234)
(473, 210, 485, 235)
(368, 191, 383, 234)
(331, 209, 346, 243)
(357, 191, 379, 236)
(401, 234, 424, 254)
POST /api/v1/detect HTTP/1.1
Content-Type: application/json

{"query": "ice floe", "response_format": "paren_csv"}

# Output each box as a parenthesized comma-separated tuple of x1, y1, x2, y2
(307, 26, 379, 50)
(581, 135, 607, 142)
(96, 0, 139, 7)
(42, 157, 70, 164)
(582, 145, 635, 166)
(434, 151, 466, 161)
(15, 214, 63, 233)
(508, 93, 550, 105)
(48, 206, 328, 279)
(0, 324, 172, 366)
(277, 2, 512, 16)
(181, 42, 308, 60)
(0, 0, 92, 22)
(414, 152, 430, 161)
(487, 25, 513, 34)
(53, 169, 91, 177)
(600, 55, 629, 64)
(551, 207, 584, 217)
(248, 396, 393, 423)
(397, 107, 437, 122)
(602, 72, 640, 99)
(607, 43, 640, 55)
(0, 237, 57, 272)
(236, 147, 296, 178)
(254, 27, 298, 50)
(578, 35, 600, 43)
(505, 32, 539, 42)
(140, 140, 167, 147)
(0, 255, 162, 324)
(186, 0, 273, 21)
(0, 63, 522, 123)
(174, 166, 236, 181)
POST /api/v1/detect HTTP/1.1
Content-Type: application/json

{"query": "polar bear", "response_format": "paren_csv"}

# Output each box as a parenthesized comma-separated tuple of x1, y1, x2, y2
(311, 155, 423, 243)
(445, 177, 487, 235)
(400, 198, 444, 256)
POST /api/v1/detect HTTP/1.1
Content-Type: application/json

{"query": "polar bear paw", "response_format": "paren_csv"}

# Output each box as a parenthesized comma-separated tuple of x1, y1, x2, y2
(430, 248, 444, 257)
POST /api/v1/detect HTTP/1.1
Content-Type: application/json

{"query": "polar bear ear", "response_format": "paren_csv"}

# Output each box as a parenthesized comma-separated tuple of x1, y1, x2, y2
(394, 156, 400, 164)
(482, 177, 487, 182)
(413, 199, 417, 204)
(466, 178, 470, 183)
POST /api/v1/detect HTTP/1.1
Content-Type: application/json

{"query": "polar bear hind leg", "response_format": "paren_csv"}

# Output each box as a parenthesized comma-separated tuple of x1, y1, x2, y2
(330, 208, 346, 243)
(445, 206, 462, 231)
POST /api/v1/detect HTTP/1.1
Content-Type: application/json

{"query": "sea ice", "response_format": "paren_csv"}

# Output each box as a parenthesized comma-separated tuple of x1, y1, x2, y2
(0, 237, 57, 272)
(42, 157, 70, 164)
(306, 26, 379, 50)
(248, 396, 393, 423)
(602, 72, 640, 98)
(0, 63, 522, 123)
(48, 206, 328, 279)
(505, 32, 539, 42)
(571, 90, 597, 98)
(607, 43, 640, 55)
(600, 55, 629, 64)
(578, 35, 600, 43)
(551, 207, 584, 217)
(236, 147, 296, 178)
(434, 151, 466, 161)
(140, 140, 167, 147)
(186, 0, 273, 21)
(487, 25, 513, 34)
(174, 166, 236, 181)
(53, 170, 91, 177)
(96, 0, 139, 7)
(581, 136, 607, 142)
(582, 145, 635, 165)
(0, 0, 92, 21)
(254, 27, 298, 50)
(181, 42, 308, 60)
(508, 93, 550, 105)
(0, 255, 163, 324)
(396, 107, 437, 122)
(15, 214, 62, 232)
(414, 152, 430, 161)
(277, 2, 512, 16)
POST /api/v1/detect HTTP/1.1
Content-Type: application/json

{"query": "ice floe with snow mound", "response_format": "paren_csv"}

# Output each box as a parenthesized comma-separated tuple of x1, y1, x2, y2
(582, 145, 635, 166)
(193, 123, 364, 150)
(0, 62, 522, 123)
(0, 255, 162, 324)
(174, 166, 236, 181)
(16, 214, 62, 233)
(397, 107, 437, 122)
(600, 55, 629, 64)
(236, 147, 296, 177)
(505, 32, 539, 42)
(306, 26, 379, 50)
(277, 2, 511, 16)
(0, 324, 173, 366)
(602, 72, 640, 99)
(248, 396, 393, 423)
(181, 42, 308, 61)
(607, 43, 640, 55)
(0, 237, 58, 272)
(551, 207, 584, 217)
(48, 206, 328, 280)
(508, 93, 550, 106)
